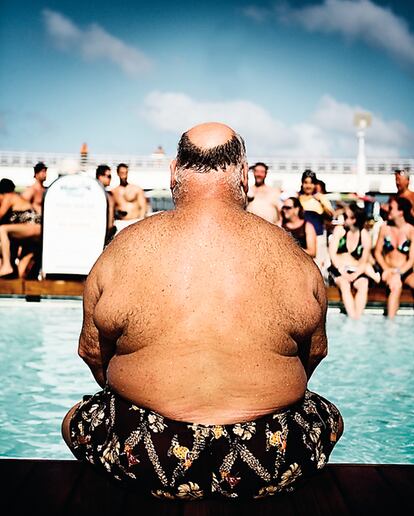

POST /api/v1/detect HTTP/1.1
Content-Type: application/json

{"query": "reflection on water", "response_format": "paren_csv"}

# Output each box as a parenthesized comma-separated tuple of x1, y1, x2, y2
(310, 312, 414, 464)
(0, 300, 413, 463)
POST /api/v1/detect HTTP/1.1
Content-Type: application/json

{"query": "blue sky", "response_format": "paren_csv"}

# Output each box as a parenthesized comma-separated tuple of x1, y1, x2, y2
(1, 0, 414, 158)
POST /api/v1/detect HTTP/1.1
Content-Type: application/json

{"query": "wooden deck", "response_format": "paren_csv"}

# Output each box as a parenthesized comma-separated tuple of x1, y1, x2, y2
(2, 459, 413, 515)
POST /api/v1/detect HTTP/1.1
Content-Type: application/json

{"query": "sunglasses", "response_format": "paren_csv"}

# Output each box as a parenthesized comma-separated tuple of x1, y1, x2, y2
(282, 206, 294, 211)
(104, 174, 112, 178)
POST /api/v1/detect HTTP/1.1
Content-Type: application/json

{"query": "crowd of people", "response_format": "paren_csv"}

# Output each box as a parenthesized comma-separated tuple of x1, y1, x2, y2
(0, 158, 413, 318)
(242, 162, 414, 319)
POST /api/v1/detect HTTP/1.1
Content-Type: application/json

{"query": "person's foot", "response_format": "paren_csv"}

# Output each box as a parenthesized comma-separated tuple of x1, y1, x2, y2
(0, 265, 15, 278)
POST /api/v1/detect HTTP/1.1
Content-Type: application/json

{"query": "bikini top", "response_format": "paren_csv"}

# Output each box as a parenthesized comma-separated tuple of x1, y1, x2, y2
(383, 235, 411, 256)
(337, 229, 363, 260)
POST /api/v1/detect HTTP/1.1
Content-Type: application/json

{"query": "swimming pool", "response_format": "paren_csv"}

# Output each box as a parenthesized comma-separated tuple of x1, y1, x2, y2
(0, 298, 413, 463)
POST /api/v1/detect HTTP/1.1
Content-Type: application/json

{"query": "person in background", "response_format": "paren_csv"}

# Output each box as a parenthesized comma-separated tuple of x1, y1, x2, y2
(381, 168, 414, 220)
(21, 161, 48, 215)
(111, 163, 148, 233)
(299, 170, 334, 279)
(96, 164, 116, 244)
(246, 162, 281, 224)
(62, 122, 342, 500)
(328, 202, 379, 319)
(281, 197, 316, 258)
(0, 178, 41, 278)
(374, 197, 414, 318)
(315, 179, 327, 195)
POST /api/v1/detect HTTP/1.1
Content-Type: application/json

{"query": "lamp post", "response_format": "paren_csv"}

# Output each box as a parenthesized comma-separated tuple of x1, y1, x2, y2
(353, 112, 371, 197)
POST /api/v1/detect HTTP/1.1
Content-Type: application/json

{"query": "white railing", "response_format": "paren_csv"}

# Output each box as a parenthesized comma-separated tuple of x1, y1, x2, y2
(0, 150, 412, 175)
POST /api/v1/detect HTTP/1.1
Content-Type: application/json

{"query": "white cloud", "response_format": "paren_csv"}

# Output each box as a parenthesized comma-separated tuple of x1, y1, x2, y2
(42, 9, 152, 76)
(276, 0, 414, 70)
(141, 91, 413, 158)
(241, 6, 271, 22)
(312, 95, 413, 156)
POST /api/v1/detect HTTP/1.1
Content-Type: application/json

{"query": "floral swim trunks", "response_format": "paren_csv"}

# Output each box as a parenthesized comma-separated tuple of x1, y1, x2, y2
(68, 387, 342, 500)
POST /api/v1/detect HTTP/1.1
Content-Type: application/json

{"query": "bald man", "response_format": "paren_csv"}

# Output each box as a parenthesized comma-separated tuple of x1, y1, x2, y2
(62, 123, 342, 500)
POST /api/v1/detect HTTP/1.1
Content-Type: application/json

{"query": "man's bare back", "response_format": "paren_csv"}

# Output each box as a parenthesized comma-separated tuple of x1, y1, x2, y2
(63, 123, 341, 498)
(82, 204, 325, 424)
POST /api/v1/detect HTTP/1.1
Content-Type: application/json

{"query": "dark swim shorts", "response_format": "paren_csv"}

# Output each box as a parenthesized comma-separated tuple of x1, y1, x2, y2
(69, 387, 342, 500)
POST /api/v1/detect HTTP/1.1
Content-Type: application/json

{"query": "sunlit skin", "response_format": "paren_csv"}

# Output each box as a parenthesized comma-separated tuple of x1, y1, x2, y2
(0, 191, 41, 277)
(281, 199, 316, 257)
(111, 166, 147, 220)
(300, 178, 334, 217)
(374, 199, 414, 318)
(328, 207, 378, 319)
(62, 122, 335, 444)
(246, 165, 281, 224)
(21, 169, 47, 215)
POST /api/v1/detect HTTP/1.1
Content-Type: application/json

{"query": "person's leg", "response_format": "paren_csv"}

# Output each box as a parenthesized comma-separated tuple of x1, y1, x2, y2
(0, 225, 14, 276)
(17, 252, 34, 278)
(403, 271, 414, 289)
(335, 277, 356, 318)
(353, 277, 369, 318)
(0, 224, 40, 276)
(387, 274, 402, 319)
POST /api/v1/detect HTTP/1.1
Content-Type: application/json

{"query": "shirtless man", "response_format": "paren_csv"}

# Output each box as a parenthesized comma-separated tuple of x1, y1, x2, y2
(96, 164, 116, 244)
(21, 162, 47, 215)
(62, 123, 342, 500)
(394, 169, 414, 213)
(246, 162, 281, 224)
(111, 163, 147, 232)
(381, 169, 414, 219)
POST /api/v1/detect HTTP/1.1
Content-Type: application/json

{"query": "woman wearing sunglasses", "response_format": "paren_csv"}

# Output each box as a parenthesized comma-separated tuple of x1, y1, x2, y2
(281, 197, 317, 258)
(328, 202, 379, 319)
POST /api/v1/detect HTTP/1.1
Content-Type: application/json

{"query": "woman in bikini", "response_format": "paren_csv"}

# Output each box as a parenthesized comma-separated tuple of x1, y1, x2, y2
(281, 197, 317, 258)
(374, 196, 414, 318)
(328, 202, 379, 319)
(0, 178, 41, 278)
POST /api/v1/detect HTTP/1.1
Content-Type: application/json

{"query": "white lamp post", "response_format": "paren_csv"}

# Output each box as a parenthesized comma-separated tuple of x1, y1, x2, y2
(354, 112, 372, 197)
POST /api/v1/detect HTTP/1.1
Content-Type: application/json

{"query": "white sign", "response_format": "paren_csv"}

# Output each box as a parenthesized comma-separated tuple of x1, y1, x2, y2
(42, 174, 107, 276)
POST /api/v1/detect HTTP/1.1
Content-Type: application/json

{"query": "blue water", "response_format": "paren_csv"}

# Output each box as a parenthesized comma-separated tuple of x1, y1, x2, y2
(0, 299, 413, 463)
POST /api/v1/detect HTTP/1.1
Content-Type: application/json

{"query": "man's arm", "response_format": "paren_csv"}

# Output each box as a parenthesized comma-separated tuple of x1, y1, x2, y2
(21, 185, 34, 203)
(137, 187, 147, 219)
(304, 222, 317, 258)
(78, 265, 116, 387)
(298, 274, 328, 380)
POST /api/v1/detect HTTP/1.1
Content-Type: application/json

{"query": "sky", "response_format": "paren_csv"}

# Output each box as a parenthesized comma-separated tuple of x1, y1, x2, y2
(1, 0, 414, 158)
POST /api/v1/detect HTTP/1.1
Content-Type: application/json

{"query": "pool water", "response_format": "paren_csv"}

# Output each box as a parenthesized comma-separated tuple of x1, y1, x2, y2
(0, 299, 413, 463)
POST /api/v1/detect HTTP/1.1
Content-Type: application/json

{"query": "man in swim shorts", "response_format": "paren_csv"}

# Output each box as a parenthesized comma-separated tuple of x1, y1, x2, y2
(62, 122, 343, 499)
(111, 163, 148, 232)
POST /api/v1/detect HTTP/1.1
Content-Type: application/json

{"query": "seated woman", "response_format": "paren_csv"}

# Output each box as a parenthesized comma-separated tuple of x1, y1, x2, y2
(0, 178, 41, 278)
(298, 170, 334, 277)
(328, 202, 379, 319)
(281, 197, 317, 258)
(374, 196, 414, 319)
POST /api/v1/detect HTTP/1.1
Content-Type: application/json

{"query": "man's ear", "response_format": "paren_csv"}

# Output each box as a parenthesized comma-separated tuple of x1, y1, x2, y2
(170, 159, 177, 191)
(241, 162, 248, 194)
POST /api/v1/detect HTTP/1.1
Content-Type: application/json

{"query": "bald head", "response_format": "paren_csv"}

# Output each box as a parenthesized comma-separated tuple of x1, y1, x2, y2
(176, 122, 246, 174)
(187, 122, 235, 150)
